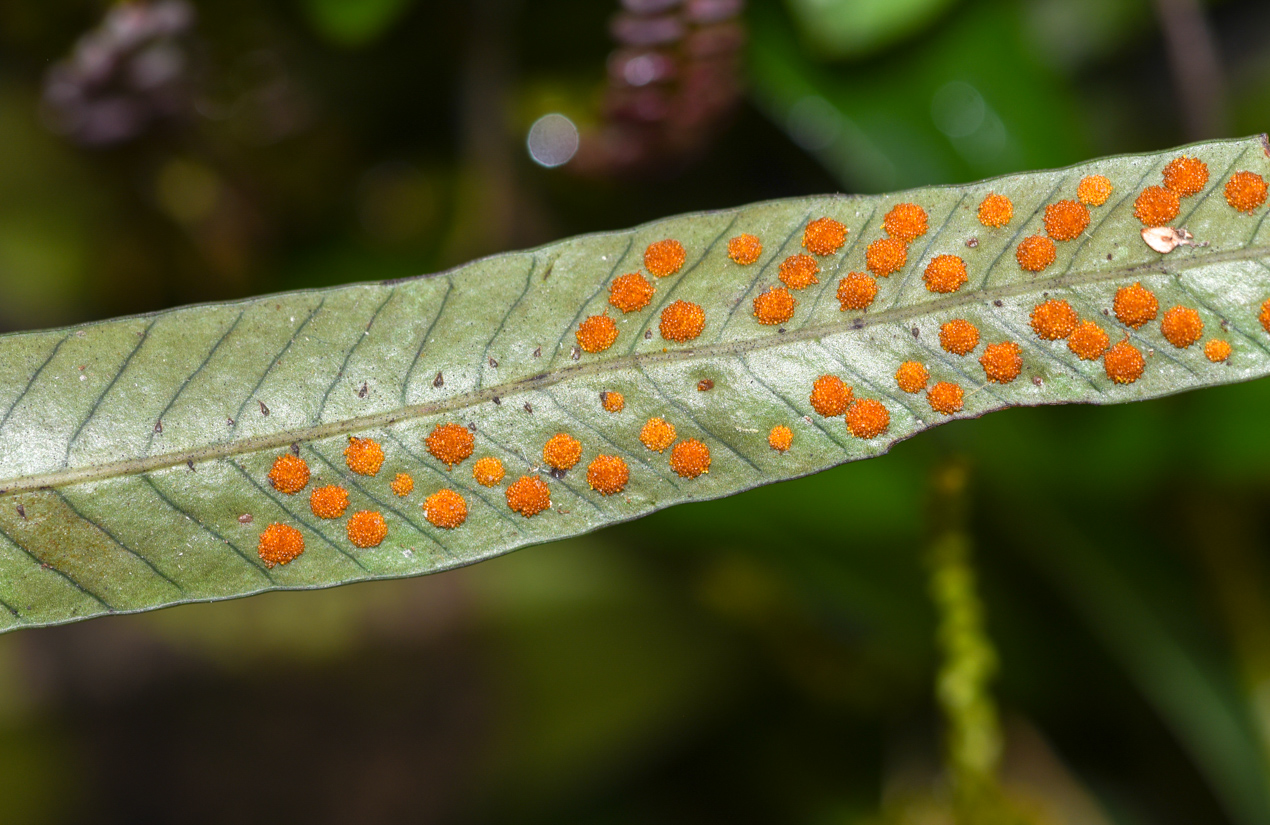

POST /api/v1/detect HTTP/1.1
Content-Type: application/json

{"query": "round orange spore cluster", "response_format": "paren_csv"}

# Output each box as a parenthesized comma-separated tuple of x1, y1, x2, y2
(980, 342, 1022, 384)
(884, 203, 928, 242)
(345, 436, 385, 476)
(506, 475, 551, 517)
(728, 233, 763, 264)
(836, 272, 878, 311)
(258, 523, 305, 568)
(978, 192, 1013, 227)
(846, 399, 890, 439)
(768, 425, 793, 452)
(809, 375, 852, 417)
(670, 439, 711, 479)
(601, 391, 625, 413)
(1205, 339, 1232, 362)
(1103, 341, 1146, 385)
(609, 273, 655, 313)
(1226, 171, 1268, 213)
(640, 417, 676, 452)
(424, 489, 467, 529)
(1016, 235, 1057, 272)
(1030, 299, 1078, 340)
(866, 237, 907, 277)
(803, 217, 848, 255)
(347, 510, 387, 548)
(542, 433, 582, 471)
(426, 422, 475, 468)
(927, 382, 964, 415)
(895, 361, 929, 393)
(1261, 298, 1270, 334)
(778, 254, 820, 289)
(1067, 321, 1110, 361)
(754, 287, 796, 325)
(939, 319, 980, 355)
(391, 473, 414, 497)
(1044, 199, 1090, 241)
(1160, 305, 1203, 348)
(659, 300, 706, 342)
(586, 455, 629, 495)
(472, 456, 505, 487)
(1077, 175, 1113, 206)
(1163, 156, 1209, 197)
(923, 255, 968, 294)
(310, 485, 349, 519)
(576, 314, 619, 353)
(644, 239, 686, 277)
(1134, 185, 1180, 227)
(268, 454, 310, 494)
(1113, 282, 1159, 329)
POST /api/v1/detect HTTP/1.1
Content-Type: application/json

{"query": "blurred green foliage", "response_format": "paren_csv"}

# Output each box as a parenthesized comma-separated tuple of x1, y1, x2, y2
(2, 0, 1270, 822)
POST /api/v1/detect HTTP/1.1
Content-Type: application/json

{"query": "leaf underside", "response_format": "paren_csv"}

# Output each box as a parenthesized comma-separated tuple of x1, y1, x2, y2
(1, 136, 1269, 633)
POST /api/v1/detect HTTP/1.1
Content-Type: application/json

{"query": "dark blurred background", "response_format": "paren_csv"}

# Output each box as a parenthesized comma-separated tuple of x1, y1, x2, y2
(3, 0, 1270, 822)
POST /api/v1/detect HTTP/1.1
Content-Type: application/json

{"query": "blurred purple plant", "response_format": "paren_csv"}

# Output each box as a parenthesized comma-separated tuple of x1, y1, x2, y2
(572, 0, 746, 176)
(42, 1, 197, 147)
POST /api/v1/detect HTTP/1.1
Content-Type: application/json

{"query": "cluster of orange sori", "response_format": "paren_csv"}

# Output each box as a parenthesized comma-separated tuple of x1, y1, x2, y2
(1009, 171, 1114, 274)
(806, 374, 891, 438)
(594, 238, 696, 353)
(637, 416, 712, 478)
(1029, 296, 1142, 383)
(746, 216, 852, 325)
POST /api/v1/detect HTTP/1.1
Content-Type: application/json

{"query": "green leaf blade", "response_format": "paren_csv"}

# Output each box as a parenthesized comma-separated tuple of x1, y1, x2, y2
(2, 135, 1269, 631)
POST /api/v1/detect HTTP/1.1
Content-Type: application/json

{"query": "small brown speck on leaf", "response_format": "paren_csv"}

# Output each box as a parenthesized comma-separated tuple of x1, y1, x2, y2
(533, 346, 542, 358)
(290, 443, 300, 455)
(258, 401, 270, 416)
(489, 357, 498, 368)
(524, 402, 533, 413)
(238, 513, 253, 524)
(16, 504, 26, 519)
(154, 420, 162, 434)
(493, 396, 501, 405)
(434, 371, 444, 388)
(358, 382, 368, 398)
(967, 238, 979, 248)
(698, 379, 714, 391)
(572, 346, 581, 361)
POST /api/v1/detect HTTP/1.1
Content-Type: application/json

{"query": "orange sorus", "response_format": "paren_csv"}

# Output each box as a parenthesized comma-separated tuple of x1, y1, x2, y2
(977, 192, 1013, 227)
(939, 318, 980, 356)
(309, 485, 349, 519)
(1076, 175, 1113, 206)
(923, 255, 968, 294)
(601, 390, 625, 413)
(846, 399, 889, 439)
(1044, 199, 1090, 241)
(586, 455, 630, 495)
(927, 382, 964, 415)
(644, 238, 686, 277)
(1204, 339, 1232, 363)
(1113, 282, 1159, 329)
(728, 233, 763, 264)
(472, 456, 505, 487)
(670, 439, 711, 479)
(865, 237, 907, 277)
(542, 432, 582, 471)
(1103, 341, 1145, 384)
(1030, 299, 1078, 340)
(258, 523, 305, 568)
(659, 300, 706, 342)
(979, 342, 1022, 384)
(426, 422, 474, 468)
(423, 489, 467, 529)
(883, 203, 928, 242)
(768, 425, 793, 452)
(1160, 305, 1203, 348)
(803, 217, 848, 255)
(895, 361, 929, 393)
(390, 473, 414, 497)
(836, 272, 877, 311)
(609, 273, 655, 313)
(1067, 321, 1110, 361)
(778, 253, 820, 289)
(344, 436, 385, 476)
(506, 475, 551, 517)
(640, 417, 676, 452)
(346, 510, 387, 548)
(1162, 156, 1209, 197)
(1016, 235, 1057, 272)
(267, 454, 309, 494)
(1133, 185, 1180, 226)
(1226, 171, 1268, 213)
(809, 375, 851, 417)
(576, 314, 619, 353)
(753, 287, 796, 325)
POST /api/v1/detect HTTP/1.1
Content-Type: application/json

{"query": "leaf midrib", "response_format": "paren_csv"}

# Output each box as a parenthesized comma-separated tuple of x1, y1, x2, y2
(2, 241, 1263, 496)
